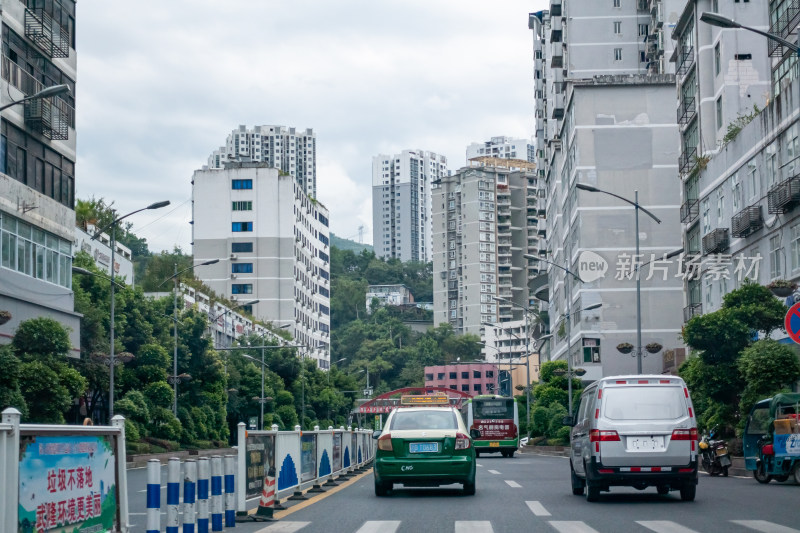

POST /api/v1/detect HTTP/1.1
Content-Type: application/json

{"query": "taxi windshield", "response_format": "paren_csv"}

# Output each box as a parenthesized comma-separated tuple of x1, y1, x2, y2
(391, 410, 458, 430)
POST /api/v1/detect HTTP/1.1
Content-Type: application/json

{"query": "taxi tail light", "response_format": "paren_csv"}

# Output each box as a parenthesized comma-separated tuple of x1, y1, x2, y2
(589, 429, 620, 442)
(455, 432, 471, 450)
(377, 433, 393, 451)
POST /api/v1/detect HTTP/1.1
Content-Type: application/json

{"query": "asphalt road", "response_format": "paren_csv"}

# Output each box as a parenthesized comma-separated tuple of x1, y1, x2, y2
(127, 449, 800, 532)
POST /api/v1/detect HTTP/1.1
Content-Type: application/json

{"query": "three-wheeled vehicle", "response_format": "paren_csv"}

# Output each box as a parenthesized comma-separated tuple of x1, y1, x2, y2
(743, 393, 800, 484)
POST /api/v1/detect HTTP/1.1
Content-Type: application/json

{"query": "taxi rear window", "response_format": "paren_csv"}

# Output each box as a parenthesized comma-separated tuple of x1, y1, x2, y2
(603, 386, 687, 420)
(391, 410, 458, 430)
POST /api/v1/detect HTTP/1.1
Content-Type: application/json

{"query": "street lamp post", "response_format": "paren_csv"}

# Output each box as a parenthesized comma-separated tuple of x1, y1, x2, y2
(575, 184, 662, 375)
(700, 12, 800, 54)
(160, 259, 220, 416)
(91, 200, 170, 422)
(0, 84, 70, 113)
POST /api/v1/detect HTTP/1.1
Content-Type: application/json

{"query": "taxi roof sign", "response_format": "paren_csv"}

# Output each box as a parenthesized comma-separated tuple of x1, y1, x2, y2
(400, 394, 450, 406)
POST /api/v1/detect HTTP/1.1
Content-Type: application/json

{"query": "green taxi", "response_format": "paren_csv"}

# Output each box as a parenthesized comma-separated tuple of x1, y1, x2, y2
(372, 394, 479, 496)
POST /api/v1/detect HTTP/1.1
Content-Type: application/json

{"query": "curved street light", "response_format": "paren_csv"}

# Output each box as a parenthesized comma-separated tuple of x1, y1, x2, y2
(88, 200, 170, 422)
(0, 84, 70, 113)
(700, 12, 800, 54)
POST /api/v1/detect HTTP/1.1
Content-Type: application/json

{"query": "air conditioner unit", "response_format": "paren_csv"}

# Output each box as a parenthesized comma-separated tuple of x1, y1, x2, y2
(230, 253, 238, 260)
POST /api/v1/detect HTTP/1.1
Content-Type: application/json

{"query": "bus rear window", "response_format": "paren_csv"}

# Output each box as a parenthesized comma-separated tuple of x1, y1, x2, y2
(474, 400, 514, 420)
(603, 387, 687, 421)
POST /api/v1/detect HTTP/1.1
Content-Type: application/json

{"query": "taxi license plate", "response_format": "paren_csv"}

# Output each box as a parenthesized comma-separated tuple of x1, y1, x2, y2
(489, 442, 500, 447)
(628, 436, 664, 450)
(409, 442, 439, 453)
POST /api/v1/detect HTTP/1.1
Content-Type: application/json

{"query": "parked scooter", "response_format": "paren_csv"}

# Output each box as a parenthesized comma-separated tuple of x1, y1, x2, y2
(699, 426, 731, 476)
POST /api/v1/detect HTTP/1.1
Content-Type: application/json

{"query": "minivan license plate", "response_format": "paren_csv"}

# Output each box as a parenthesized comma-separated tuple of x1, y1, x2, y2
(410, 442, 438, 453)
(628, 436, 664, 450)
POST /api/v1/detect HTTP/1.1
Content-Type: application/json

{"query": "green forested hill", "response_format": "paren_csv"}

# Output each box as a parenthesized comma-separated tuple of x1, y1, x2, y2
(330, 233, 373, 253)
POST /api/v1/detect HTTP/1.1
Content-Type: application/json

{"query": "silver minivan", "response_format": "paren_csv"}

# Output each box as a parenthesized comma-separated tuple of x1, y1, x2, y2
(564, 375, 698, 502)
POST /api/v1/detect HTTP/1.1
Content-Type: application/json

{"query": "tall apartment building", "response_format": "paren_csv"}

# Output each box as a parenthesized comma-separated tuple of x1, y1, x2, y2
(466, 136, 535, 164)
(673, 0, 798, 336)
(431, 159, 540, 349)
(372, 150, 447, 263)
(673, 1, 772, 321)
(0, 0, 79, 354)
(208, 125, 317, 199)
(192, 162, 331, 368)
(529, 0, 685, 380)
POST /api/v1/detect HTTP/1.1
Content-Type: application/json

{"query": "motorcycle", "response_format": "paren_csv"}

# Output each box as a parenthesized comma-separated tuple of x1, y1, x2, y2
(699, 426, 731, 476)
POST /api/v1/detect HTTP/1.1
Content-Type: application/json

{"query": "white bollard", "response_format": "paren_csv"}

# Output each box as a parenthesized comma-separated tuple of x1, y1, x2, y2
(211, 455, 223, 531)
(167, 457, 181, 533)
(146, 459, 161, 533)
(184, 459, 197, 533)
(197, 458, 210, 533)
(224, 455, 236, 527)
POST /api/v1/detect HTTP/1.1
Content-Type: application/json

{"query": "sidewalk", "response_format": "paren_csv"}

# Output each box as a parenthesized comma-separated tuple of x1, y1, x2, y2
(521, 444, 749, 477)
(126, 447, 236, 469)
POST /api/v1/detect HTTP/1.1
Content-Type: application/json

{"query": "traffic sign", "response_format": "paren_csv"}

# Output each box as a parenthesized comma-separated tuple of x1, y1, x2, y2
(785, 302, 800, 344)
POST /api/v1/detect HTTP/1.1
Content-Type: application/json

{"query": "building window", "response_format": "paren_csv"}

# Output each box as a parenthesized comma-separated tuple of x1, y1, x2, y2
(716, 96, 723, 131)
(791, 223, 800, 271)
(231, 284, 253, 294)
(449, 372, 457, 379)
(461, 371, 469, 379)
(473, 370, 481, 379)
(701, 198, 710, 235)
(770, 235, 782, 279)
(638, 24, 649, 36)
(583, 338, 601, 363)
(450, 385, 457, 390)
(732, 174, 741, 211)
(232, 222, 253, 232)
(486, 370, 494, 378)
(232, 201, 252, 211)
(425, 373, 433, 381)
(613, 0, 620, 6)
(473, 384, 482, 393)
(232, 179, 253, 190)
(614, 21, 622, 34)
(714, 42, 721, 76)
(437, 372, 445, 380)
(717, 189, 724, 224)
(232, 242, 253, 253)
(0, 212, 72, 289)
(614, 48, 622, 61)
(461, 384, 469, 392)
(232, 263, 253, 273)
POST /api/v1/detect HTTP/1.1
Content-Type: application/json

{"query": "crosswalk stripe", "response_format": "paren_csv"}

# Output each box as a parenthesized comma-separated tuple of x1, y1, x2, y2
(488, 469, 501, 474)
(549, 521, 600, 533)
(526, 500, 551, 516)
(355, 521, 401, 533)
(255, 522, 311, 533)
(455, 520, 494, 533)
(731, 520, 800, 533)
(505, 480, 522, 488)
(637, 521, 701, 533)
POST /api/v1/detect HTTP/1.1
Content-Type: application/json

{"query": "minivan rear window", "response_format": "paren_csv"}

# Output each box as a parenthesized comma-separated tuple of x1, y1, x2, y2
(603, 387, 687, 420)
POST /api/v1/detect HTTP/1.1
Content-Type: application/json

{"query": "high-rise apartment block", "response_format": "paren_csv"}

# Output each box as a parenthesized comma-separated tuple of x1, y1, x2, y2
(432, 159, 540, 345)
(529, 0, 685, 379)
(466, 136, 534, 164)
(194, 151, 330, 368)
(673, 0, 799, 342)
(0, 0, 79, 353)
(372, 150, 447, 263)
(208, 125, 317, 199)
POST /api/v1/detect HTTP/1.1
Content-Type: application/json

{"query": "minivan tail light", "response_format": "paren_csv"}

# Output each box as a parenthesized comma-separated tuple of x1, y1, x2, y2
(590, 429, 620, 442)
(378, 433, 393, 451)
(671, 428, 698, 441)
(455, 432, 471, 450)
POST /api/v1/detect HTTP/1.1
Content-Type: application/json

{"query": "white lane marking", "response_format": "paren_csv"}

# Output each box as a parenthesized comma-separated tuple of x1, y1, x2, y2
(549, 522, 600, 533)
(355, 521, 402, 533)
(526, 500, 551, 516)
(455, 521, 494, 533)
(255, 523, 311, 533)
(488, 469, 501, 475)
(505, 480, 522, 488)
(731, 521, 800, 533)
(637, 521, 701, 533)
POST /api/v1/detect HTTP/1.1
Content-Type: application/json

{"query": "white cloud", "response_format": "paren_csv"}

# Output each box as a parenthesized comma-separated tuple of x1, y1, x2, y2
(76, 0, 548, 252)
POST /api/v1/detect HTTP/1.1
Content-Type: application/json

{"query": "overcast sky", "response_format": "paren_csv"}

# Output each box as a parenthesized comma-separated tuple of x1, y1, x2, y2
(76, 0, 547, 252)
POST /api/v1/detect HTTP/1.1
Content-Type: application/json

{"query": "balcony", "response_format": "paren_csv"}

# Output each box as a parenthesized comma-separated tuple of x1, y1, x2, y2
(683, 303, 702, 323)
(2, 56, 74, 135)
(680, 199, 699, 224)
(679, 146, 698, 175)
(552, 92, 564, 120)
(767, 0, 800, 57)
(676, 46, 695, 78)
(731, 205, 763, 238)
(767, 175, 800, 214)
(677, 97, 696, 126)
(25, 8, 70, 58)
(551, 42, 564, 69)
(702, 228, 729, 254)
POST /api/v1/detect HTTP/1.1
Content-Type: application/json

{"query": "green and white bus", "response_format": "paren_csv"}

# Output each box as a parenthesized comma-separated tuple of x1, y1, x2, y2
(461, 395, 519, 457)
